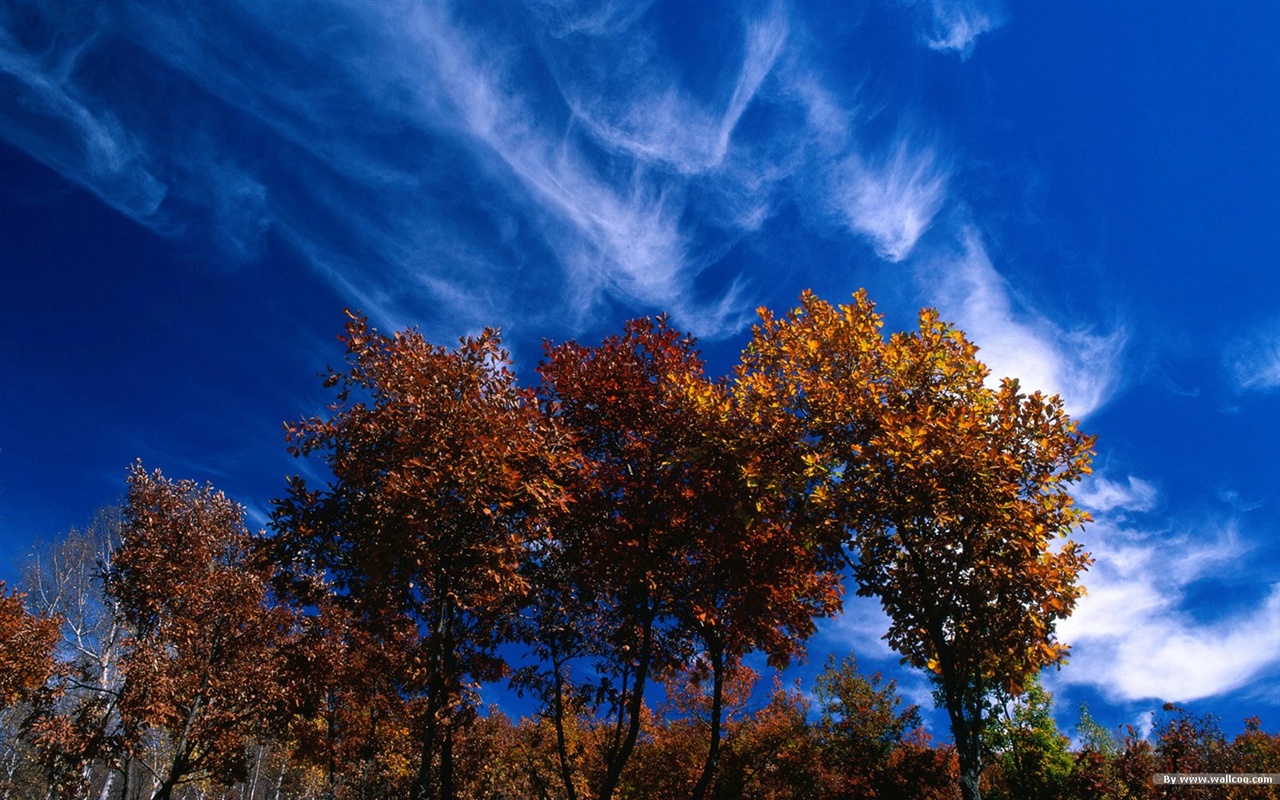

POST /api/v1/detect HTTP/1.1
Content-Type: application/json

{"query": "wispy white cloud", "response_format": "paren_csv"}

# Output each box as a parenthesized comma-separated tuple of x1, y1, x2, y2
(1, 0, 789, 339)
(1132, 710, 1156, 739)
(833, 141, 949, 262)
(1076, 474, 1159, 515)
(529, 0, 655, 39)
(0, 0, 1069, 361)
(297, 1, 829, 339)
(0, 15, 166, 219)
(724, 10, 792, 155)
(922, 228, 1126, 418)
(378, 3, 733, 333)
(0, 5, 280, 264)
(1059, 513, 1280, 703)
(818, 592, 940, 712)
(822, 592, 898, 661)
(1218, 488, 1265, 514)
(770, 57, 949, 266)
(552, 5, 788, 176)
(786, 70, 854, 153)
(920, 0, 1005, 60)
(0, 0, 977, 344)
(1226, 322, 1280, 392)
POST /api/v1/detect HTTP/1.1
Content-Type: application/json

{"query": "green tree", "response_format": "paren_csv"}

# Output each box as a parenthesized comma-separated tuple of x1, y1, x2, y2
(983, 676, 1073, 800)
(813, 654, 924, 798)
(1068, 703, 1120, 800)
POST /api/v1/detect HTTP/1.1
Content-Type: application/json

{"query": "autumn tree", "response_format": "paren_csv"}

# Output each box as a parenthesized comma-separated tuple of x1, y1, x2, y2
(507, 504, 594, 800)
(272, 312, 569, 800)
(714, 678, 826, 800)
(284, 600, 420, 799)
(534, 317, 705, 800)
(109, 462, 295, 800)
(620, 660, 761, 799)
(450, 708, 558, 800)
(671, 364, 843, 800)
(1113, 723, 1158, 800)
(0, 583, 59, 797)
(743, 290, 1094, 800)
(1153, 704, 1232, 799)
(1225, 717, 1280, 800)
(534, 316, 840, 800)
(1097, 705, 1280, 800)
(0, 585, 57, 714)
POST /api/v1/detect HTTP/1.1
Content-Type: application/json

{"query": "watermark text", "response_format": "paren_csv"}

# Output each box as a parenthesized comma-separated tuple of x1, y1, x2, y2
(1154, 773, 1278, 786)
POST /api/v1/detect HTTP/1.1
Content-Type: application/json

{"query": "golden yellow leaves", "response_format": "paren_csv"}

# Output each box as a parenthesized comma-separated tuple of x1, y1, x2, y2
(745, 289, 1095, 722)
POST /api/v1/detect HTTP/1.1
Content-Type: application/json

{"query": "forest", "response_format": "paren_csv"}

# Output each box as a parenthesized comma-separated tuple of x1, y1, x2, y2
(2, 291, 1277, 800)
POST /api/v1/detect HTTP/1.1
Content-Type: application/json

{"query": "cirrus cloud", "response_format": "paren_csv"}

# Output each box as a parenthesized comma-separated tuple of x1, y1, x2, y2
(1059, 510, 1280, 703)
(921, 227, 1126, 418)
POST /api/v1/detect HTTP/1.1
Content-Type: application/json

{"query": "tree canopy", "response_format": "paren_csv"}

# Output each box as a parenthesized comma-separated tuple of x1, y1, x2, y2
(743, 290, 1095, 800)
(271, 312, 570, 800)
(0, 289, 1124, 800)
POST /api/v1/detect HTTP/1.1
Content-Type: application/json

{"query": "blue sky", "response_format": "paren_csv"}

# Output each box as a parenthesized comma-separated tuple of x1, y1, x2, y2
(3, 0, 1279, 741)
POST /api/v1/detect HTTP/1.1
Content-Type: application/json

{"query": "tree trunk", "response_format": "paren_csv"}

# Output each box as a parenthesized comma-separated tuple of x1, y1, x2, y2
(414, 681, 442, 800)
(118, 756, 132, 800)
(271, 761, 285, 800)
(152, 770, 180, 800)
(596, 612, 653, 800)
(155, 718, 196, 800)
(96, 768, 117, 800)
(691, 641, 725, 800)
(440, 723, 454, 800)
(959, 764, 981, 800)
(551, 653, 579, 800)
(944, 681, 983, 800)
(243, 741, 263, 800)
(415, 586, 459, 800)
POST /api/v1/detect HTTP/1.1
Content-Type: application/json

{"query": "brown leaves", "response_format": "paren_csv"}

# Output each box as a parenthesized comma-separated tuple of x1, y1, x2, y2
(31, 292, 1103, 800)
(110, 462, 295, 790)
(276, 315, 568, 627)
(272, 314, 574, 798)
(0, 582, 58, 709)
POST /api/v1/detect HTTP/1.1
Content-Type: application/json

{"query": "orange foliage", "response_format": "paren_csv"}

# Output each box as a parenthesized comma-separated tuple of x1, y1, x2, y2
(0, 583, 57, 709)
(110, 462, 295, 799)
(744, 290, 1094, 800)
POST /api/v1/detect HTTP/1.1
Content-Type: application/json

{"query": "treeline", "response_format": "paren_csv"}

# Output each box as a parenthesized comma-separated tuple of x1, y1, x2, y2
(0, 290, 1272, 799)
(5, 523, 1280, 800)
